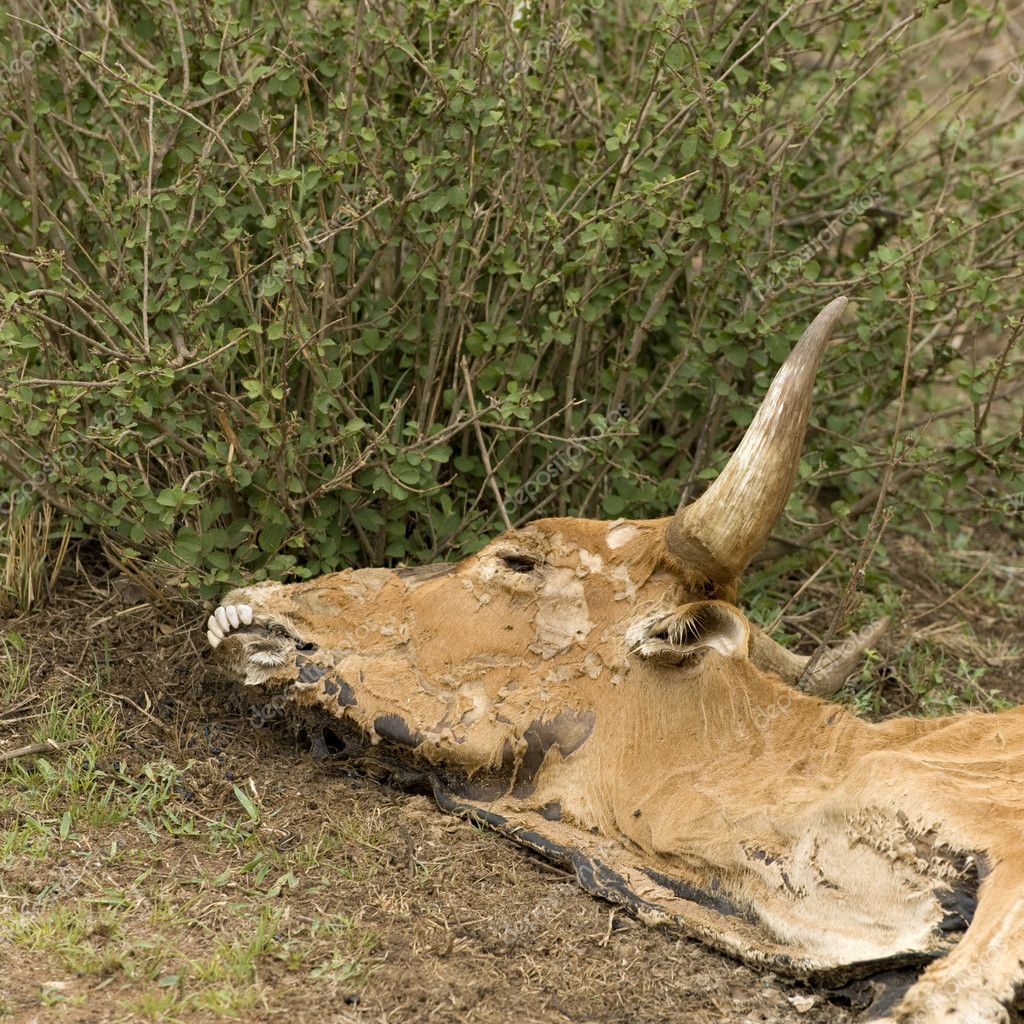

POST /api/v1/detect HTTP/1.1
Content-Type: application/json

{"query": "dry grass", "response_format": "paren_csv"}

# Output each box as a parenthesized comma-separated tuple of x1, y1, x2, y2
(0, 505, 71, 619)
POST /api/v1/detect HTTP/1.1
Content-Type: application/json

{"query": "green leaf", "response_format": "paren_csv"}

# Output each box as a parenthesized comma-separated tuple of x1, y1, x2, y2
(156, 488, 184, 507)
(258, 523, 289, 554)
(233, 785, 260, 821)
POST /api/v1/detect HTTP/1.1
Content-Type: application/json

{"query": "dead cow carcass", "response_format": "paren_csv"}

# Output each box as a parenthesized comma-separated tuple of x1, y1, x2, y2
(207, 298, 1024, 1024)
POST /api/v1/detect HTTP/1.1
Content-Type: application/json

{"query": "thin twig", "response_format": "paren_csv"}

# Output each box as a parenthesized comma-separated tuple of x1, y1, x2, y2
(141, 93, 154, 355)
(977, 319, 1023, 443)
(906, 558, 994, 625)
(100, 689, 172, 734)
(764, 550, 840, 633)
(460, 357, 513, 531)
(0, 738, 83, 764)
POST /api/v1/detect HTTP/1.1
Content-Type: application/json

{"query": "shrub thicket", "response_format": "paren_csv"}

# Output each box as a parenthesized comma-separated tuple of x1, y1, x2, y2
(0, 0, 1021, 602)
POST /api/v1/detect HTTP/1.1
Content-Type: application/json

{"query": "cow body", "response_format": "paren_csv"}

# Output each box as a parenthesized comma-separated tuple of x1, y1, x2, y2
(207, 299, 1024, 1024)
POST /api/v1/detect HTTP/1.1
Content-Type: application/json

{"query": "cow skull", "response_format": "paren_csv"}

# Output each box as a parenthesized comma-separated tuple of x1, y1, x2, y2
(207, 298, 1024, 1024)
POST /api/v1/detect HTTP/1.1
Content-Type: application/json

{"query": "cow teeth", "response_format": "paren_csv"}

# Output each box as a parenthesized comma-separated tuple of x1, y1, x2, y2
(207, 604, 255, 647)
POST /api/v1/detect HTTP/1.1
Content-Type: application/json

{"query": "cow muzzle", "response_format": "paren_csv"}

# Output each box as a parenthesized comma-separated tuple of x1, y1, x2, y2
(206, 599, 314, 685)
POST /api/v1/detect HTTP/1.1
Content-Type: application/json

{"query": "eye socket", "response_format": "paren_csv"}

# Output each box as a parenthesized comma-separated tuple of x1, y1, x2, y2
(295, 640, 317, 652)
(497, 551, 538, 574)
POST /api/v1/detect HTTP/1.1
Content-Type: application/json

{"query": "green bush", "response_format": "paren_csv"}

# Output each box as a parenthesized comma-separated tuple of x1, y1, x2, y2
(0, 0, 1021, 599)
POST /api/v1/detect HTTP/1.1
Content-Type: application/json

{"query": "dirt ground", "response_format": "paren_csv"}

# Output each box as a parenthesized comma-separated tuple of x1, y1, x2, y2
(1, 530, 1022, 1024)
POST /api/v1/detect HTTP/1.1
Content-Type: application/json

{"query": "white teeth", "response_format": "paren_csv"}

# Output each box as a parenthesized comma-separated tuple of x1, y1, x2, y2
(206, 603, 255, 648)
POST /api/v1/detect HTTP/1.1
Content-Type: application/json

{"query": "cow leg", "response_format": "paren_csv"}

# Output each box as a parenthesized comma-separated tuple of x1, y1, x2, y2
(887, 865, 1024, 1024)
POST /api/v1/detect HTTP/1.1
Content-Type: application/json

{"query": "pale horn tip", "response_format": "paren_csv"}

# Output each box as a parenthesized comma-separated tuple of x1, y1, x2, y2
(798, 294, 849, 346)
(822, 294, 849, 320)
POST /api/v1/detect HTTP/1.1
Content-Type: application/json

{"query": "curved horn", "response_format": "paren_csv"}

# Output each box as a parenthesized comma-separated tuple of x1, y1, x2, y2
(666, 296, 848, 579)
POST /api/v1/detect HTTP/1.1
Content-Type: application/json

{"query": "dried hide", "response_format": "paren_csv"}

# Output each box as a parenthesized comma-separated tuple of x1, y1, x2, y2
(207, 299, 1024, 1024)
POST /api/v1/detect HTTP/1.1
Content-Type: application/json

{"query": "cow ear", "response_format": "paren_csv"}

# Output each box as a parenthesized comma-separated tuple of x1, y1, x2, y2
(627, 601, 750, 665)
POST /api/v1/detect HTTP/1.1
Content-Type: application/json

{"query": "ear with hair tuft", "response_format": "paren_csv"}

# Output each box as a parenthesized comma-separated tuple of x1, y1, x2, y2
(627, 600, 750, 666)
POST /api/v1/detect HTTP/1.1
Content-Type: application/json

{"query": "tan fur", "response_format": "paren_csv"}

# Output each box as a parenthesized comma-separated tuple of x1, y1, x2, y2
(213, 515, 1024, 1024)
